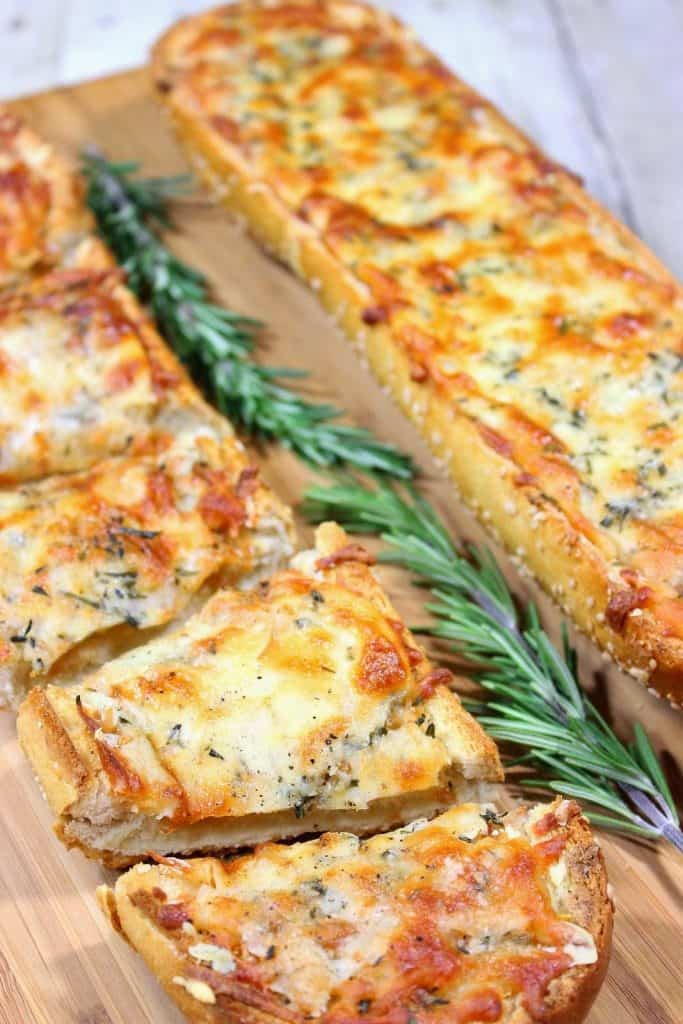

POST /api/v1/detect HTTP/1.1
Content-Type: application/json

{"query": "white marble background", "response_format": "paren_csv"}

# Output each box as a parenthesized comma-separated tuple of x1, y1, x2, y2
(0, 0, 680, 275)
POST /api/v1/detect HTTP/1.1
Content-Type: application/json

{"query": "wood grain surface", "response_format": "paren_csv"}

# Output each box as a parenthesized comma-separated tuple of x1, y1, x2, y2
(1, 69, 682, 1024)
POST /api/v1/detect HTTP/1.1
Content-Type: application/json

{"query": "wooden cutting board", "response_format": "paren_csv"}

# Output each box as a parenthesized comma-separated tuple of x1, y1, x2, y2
(1, 69, 681, 1024)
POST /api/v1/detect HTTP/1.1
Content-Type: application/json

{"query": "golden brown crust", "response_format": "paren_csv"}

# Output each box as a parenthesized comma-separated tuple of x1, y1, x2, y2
(103, 800, 612, 1024)
(544, 818, 613, 1024)
(151, 1, 683, 704)
(17, 688, 90, 813)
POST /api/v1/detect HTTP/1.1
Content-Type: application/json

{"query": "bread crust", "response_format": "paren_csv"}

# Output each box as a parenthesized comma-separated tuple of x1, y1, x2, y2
(102, 800, 613, 1024)
(545, 814, 613, 1024)
(151, 1, 683, 705)
(17, 687, 90, 814)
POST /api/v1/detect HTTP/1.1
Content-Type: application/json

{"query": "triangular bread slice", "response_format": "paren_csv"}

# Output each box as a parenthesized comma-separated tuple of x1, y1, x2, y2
(99, 798, 612, 1023)
(18, 524, 502, 865)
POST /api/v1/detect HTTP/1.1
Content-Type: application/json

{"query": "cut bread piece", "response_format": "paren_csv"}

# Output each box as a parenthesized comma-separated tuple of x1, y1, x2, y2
(153, 1, 683, 701)
(1, 413, 293, 708)
(18, 523, 502, 864)
(100, 797, 612, 1024)
(0, 108, 240, 486)
(0, 107, 93, 288)
(0, 238, 203, 483)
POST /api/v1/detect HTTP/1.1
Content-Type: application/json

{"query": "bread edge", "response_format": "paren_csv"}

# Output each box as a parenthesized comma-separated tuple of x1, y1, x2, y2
(542, 811, 613, 1024)
(17, 687, 91, 818)
(97, 876, 236, 1024)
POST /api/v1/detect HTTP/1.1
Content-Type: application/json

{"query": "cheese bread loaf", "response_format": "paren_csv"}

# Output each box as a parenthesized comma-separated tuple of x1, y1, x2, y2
(0, 107, 293, 706)
(0, 108, 92, 288)
(0, 415, 291, 708)
(0, 236, 203, 483)
(153, 1, 683, 703)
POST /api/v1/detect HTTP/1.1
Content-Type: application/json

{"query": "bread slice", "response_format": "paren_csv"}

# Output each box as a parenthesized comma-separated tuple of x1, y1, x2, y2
(0, 108, 229, 483)
(0, 106, 93, 288)
(0, 409, 292, 708)
(99, 797, 612, 1023)
(0, 235, 205, 483)
(18, 523, 502, 865)
(152, 1, 683, 703)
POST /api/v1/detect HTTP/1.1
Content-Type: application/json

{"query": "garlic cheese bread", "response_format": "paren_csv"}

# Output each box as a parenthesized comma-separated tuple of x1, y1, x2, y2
(0, 105, 292, 701)
(18, 524, 501, 864)
(0, 109, 92, 288)
(0, 110, 207, 482)
(1, 415, 292, 707)
(0, 245, 200, 483)
(154, 1, 683, 702)
(100, 798, 612, 1024)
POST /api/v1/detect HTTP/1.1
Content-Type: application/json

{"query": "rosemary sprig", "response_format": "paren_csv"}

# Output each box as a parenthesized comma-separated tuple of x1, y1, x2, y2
(303, 476, 683, 849)
(81, 153, 413, 478)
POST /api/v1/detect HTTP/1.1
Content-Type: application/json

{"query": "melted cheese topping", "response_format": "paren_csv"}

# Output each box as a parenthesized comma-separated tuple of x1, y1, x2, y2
(0, 118, 200, 483)
(124, 799, 600, 1022)
(159, 0, 683, 638)
(0, 265, 176, 482)
(0, 110, 226, 488)
(0, 419, 290, 705)
(41, 525, 500, 825)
